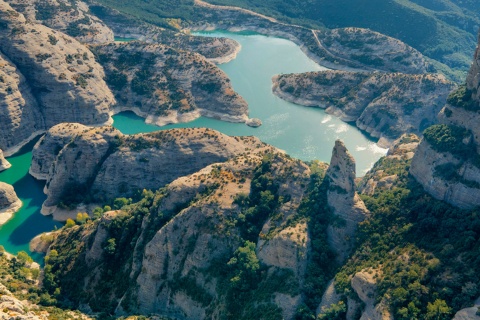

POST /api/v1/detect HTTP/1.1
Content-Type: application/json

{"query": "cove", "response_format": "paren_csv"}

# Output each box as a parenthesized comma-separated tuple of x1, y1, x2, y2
(113, 31, 387, 173)
(0, 138, 62, 261)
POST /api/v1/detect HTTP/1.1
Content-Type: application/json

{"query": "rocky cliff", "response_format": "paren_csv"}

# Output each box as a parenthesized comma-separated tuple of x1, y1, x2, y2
(0, 182, 21, 225)
(31, 123, 267, 216)
(0, 149, 11, 171)
(0, 49, 44, 152)
(88, 3, 241, 64)
(325, 140, 369, 263)
(93, 42, 248, 125)
(0, 0, 115, 152)
(410, 33, 480, 209)
(7, 0, 114, 44)
(40, 147, 320, 319)
(273, 71, 454, 147)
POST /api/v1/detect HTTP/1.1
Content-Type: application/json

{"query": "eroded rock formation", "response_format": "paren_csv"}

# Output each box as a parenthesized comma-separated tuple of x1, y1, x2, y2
(325, 140, 369, 263)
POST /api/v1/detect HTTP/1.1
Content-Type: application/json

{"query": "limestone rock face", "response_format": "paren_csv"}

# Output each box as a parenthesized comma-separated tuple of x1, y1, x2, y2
(0, 0, 115, 145)
(410, 138, 480, 209)
(0, 51, 44, 152)
(32, 123, 266, 215)
(351, 269, 393, 320)
(410, 34, 480, 209)
(94, 42, 248, 125)
(453, 297, 480, 320)
(47, 150, 311, 319)
(273, 71, 454, 147)
(7, 0, 114, 44)
(359, 134, 420, 196)
(325, 140, 369, 263)
(0, 182, 22, 225)
(0, 149, 11, 171)
(0, 182, 20, 210)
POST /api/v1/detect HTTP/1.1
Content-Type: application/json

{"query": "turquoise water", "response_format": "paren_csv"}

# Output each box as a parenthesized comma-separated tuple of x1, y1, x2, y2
(113, 31, 386, 173)
(0, 30, 385, 261)
(0, 138, 62, 261)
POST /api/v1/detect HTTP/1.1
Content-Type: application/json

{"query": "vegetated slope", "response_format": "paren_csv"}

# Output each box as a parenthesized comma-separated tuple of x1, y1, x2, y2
(318, 134, 480, 319)
(0, 249, 90, 319)
(272, 71, 455, 147)
(37, 140, 369, 319)
(208, 0, 477, 75)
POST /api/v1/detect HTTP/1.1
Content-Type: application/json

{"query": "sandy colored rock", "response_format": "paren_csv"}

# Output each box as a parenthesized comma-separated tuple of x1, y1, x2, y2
(0, 149, 11, 171)
(95, 42, 248, 125)
(0, 182, 22, 225)
(0, 0, 115, 151)
(7, 0, 114, 44)
(325, 140, 369, 263)
(32, 123, 270, 216)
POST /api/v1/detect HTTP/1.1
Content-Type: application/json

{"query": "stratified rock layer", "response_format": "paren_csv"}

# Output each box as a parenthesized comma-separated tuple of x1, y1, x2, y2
(94, 42, 248, 125)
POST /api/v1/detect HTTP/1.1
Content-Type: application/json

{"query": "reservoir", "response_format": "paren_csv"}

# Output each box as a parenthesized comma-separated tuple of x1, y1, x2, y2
(0, 31, 386, 259)
(114, 31, 386, 172)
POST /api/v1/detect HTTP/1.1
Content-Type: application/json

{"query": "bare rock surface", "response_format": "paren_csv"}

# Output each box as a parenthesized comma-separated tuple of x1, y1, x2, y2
(273, 71, 454, 147)
(94, 42, 248, 125)
(0, 182, 22, 225)
(0, 0, 115, 151)
(31, 123, 267, 216)
(325, 140, 369, 263)
(7, 0, 114, 44)
(0, 149, 11, 171)
(410, 31, 480, 209)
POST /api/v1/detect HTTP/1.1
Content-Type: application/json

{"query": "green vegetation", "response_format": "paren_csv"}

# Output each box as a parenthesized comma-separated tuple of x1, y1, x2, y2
(208, 0, 477, 74)
(335, 149, 480, 318)
(423, 124, 471, 155)
(447, 84, 479, 111)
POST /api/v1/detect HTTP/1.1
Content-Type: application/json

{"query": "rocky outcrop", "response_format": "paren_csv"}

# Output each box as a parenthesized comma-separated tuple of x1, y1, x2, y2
(191, 0, 431, 74)
(46, 149, 313, 319)
(0, 0, 115, 151)
(93, 42, 249, 125)
(359, 134, 420, 196)
(0, 149, 11, 171)
(30, 123, 270, 215)
(88, 3, 241, 63)
(351, 269, 393, 320)
(0, 51, 44, 152)
(0, 182, 22, 225)
(410, 33, 480, 209)
(273, 71, 454, 147)
(7, 0, 114, 44)
(325, 140, 369, 263)
(453, 297, 480, 320)
(315, 28, 430, 74)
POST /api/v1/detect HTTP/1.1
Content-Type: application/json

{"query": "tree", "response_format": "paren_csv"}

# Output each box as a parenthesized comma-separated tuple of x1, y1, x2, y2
(104, 238, 116, 256)
(228, 241, 260, 291)
(65, 218, 76, 228)
(76, 212, 89, 225)
(426, 299, 452, 320)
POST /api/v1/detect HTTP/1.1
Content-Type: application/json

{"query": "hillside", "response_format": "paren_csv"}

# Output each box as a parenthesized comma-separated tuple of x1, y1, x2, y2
(208, 0, 478, 76)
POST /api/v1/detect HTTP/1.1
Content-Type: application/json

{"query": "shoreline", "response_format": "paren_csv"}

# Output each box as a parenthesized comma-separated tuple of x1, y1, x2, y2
(271, 75, 393, 149)
(0, 199, 23, 226)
